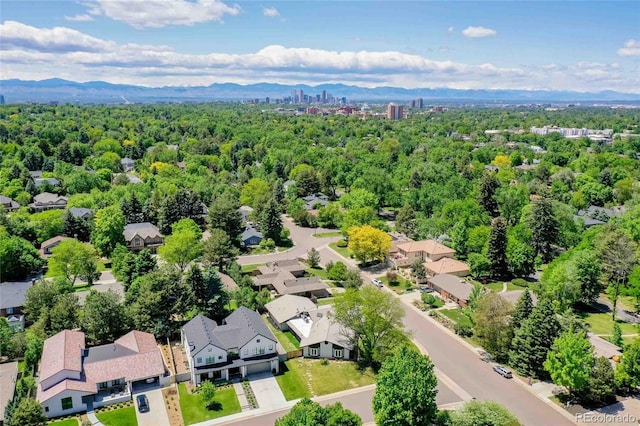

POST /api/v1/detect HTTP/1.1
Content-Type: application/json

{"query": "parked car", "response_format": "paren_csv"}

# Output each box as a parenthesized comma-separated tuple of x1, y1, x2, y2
(372, 278, 383, 288)
(420, 286, 434, 293)
(137, 394, 150, 413)
(493, 365, 513, 378)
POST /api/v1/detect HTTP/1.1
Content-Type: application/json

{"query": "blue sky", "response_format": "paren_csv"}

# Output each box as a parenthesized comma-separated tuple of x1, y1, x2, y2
(1, 1, 639, 92)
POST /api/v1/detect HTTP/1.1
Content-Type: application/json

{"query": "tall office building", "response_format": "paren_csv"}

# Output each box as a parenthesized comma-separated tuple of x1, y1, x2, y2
(416, 98, 424, 109)
(387, 103, 404, 120)
(299, 89, 304, 104)
(322, 90, 327, 104)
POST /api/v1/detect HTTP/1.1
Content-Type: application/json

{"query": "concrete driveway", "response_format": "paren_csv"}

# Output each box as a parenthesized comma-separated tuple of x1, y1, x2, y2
(134, 388, 170, 426)
(248, 372, 287, 410)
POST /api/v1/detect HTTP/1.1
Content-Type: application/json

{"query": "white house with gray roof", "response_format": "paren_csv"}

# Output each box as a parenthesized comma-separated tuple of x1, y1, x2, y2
(181, 307, 279, 385)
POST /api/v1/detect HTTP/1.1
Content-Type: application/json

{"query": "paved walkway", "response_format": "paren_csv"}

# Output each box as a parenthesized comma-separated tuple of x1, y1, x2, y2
(85, 401, 104, 426)
(233, 382, 253, 412)
(248, 372, 287, 410)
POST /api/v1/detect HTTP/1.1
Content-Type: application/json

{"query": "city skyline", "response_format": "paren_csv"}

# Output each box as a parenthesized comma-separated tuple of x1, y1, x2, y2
(1, 1, 639, 93)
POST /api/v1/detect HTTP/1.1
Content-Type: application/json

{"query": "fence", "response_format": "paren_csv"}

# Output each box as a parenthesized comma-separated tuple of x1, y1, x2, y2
(285, 349, 303, 359)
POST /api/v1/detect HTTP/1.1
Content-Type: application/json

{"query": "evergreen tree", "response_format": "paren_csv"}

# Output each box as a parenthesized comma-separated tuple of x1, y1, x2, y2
(202, 229, 239, 271)
(307, 248, 321, 268)
(121, 192, 145, 224)
(136, 249, 157, 276)
(62, 212, 92, 241)
(610, 322, 623, 348)
(273, 179, 285, 206)
(509, 298, 561, 379)
(511, 289, 534, 330)
(260, 197, 283, 242)
(158, 192, 182, 234)
(581, 356, 616, 405)
(450, 221, 469, 259)
(479, 172, 501, 217)
(207, 192, 243, 244)
(395, 204, 417, 237)
(527, 196, 559, 263)
(488, 216, 509, 280)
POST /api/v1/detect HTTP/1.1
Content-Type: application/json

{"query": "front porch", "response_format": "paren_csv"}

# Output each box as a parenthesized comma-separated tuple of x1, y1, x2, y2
(91, 384, 132, 409)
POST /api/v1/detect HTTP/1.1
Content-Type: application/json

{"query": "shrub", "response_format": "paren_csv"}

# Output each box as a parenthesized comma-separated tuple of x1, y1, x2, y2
(455, 323, 473, 337)
(512, 278, 528, 288)
(421, 293, 438, 307)
(320, 358, 329, 366)
(386, 270, 399, 284)
(336, 239, 348, 248)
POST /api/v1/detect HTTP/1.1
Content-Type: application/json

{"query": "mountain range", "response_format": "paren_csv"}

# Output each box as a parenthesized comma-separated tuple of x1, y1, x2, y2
(1, 78, 639, 104)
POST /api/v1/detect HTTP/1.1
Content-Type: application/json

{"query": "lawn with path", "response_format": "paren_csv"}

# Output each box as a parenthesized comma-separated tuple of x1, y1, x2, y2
(328, 242, 352, 259)
(581, 312, 638, 336)
(95, 406, 137, 426)
(439, 308, 473, 328)
(178, 383, 241, 425)
(486, 281, 526, 292)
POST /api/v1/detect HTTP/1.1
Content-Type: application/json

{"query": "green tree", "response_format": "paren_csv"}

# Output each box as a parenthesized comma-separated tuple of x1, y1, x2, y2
(496, 185, 529, 226)
(91, 205, 126, 257)
(199, 380, 217, 409)
(9, 398, 46, 426)
(395, 204, 417, 237)
(48, 239, 99, 284)
(507, 240, 535, 278)
(62, 211, 92, 242)
(343, 268, 364, 289)
(615, 338, 640, 392)
(341, 188, 379, 210)
(544, 330, 594, 397)
(240, 178, 271, 208)
(526, 197, 559, 264)
(158, 227, 203, 272)
(596, 224, 637, 320)
(0, 235, 45, 281)
(202, 229, 239, 271)
(23, 280, 59, 323)
(411, 259, 427, 281)
(24, 330, 43, 370)
(333, 286, 406, 366)
(611, 322, 623, 347)
(328, 261, 348, 281)
(185, 266, 229, 321)
(479, 172, 501, 217)
(275, 398, 361, 426)
(120, 192, 145, 224)
(488, 216, 509, 280)
(82, 290, 127, 344)
(0, 318, 12, 357)
(574, 250, 602, 305)
(171, 218, 203, 241)
(307, 247, 320, 268)
(448, 400, 522, 426)
(510, 298, 561, 379)
(260, 197, 283, 242)
(511, 289, 534, 330)
(581, 356, 617, 405)
(450, 222, 469, 259)
(468, 253, 490, 279)
(292, 165, 320, 197)
(372, 346, 438, 426)
(347, 225, 392, 265)
(207, 192, 243, 244)
(474, 292, 513, 360)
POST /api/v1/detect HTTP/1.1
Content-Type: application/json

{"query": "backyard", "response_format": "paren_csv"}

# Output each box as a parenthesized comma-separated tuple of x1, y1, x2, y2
(241, 263, 266, 274)
(95, 406, 137, 426)
(263, 316, 301, 352)
(178, 383, 241, 425)
(276, 358, 376, 400)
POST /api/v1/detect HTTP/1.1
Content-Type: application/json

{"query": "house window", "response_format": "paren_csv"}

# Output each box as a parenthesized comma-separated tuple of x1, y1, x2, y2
(111, 380, 120, 386)
(257, 339, 260, 343)
(99, 382, 108, 390)
(45, 406, 49, 413)
(134, 237, 142, 247)
(206, 357, 215, 364)
(61, 397, 73, 410)
(309, 347, 319, 357)
(197, 357, 202, 364)
(218, 355, 223, 360)
(259, 347, 265, 355)
(253, 347, 258, 356)
(334, 349, 343, 359)
(6, 307, 13, 314)
(268, 344, 273, 351)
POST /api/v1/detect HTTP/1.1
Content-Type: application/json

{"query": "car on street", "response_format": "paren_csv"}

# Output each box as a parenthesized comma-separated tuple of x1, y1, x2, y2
(137, 394, 149, 413)
(493, 365, 513, 378)
(372, 278, 383, 288)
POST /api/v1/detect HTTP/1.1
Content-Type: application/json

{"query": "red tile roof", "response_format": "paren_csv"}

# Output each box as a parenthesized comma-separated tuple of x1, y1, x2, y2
(39, 330, 85, 384)
(396, 240, 455, 256)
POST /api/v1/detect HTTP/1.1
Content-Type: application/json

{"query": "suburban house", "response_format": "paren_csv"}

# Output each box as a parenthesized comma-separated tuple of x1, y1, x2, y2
(238, 205, 254, 223)
(34, 177, 60, 188)
(0, 362, 18, 425)
(303, 194, 329, 210)
(68, 207, 94, 219)
(574, 205, 626, 228)
(0, 280, 35, 332)
(29, 192, 68, 211)
(112, 173, 143, 184)
(424, 257, 470, 277)
(39, 236, 70, 258)
(36, 330, 167, 418)
(241, 225, 263, 247)
(123, 222, 163, 251)
(120, 158, 135, 172)
(265, 295, 353, 360)
(426, 274, 473, 307)
(181, 308, 280, 385)
(391, 240, 456, 268)
(252, 260, 329, 298)
(0, 195, 20, 211)
(588, 333, 622, 362)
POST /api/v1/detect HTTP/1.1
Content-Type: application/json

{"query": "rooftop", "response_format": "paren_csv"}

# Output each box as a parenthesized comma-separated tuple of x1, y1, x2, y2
(424, 257, 470, 275)
(428, 274, 473, 302)
(0, 280, 34, 310)
(396, 240, 455, 256)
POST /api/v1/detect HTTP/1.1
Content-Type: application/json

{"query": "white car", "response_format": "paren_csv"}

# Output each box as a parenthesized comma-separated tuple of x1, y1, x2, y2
(371, 278, 383, 288)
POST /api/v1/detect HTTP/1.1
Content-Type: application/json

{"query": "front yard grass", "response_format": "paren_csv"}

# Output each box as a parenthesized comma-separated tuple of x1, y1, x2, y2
(178, 383, 240, 425)
(95, 406, 137, 426)
(276, 358, 375, 400)
(48, 419, 79, 426)
(263, 316, 300, 351)
(306, 267, 330, 280)
(485, 281, 527, 292)
(580, 312, 638, 336)
(313, 231, 342, 238)
(379, 275, 414, 294)
(328, 242, 352, 259)
(241, 263, 265, 273)
(316, 297, 334, 306)
(439, 308, 473, 328)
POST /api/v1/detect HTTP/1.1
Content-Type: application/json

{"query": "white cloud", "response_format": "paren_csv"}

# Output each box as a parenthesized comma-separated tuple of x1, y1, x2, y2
(462, 26, 497, 38)
(85, 0, 241, 29)
(263, 7, 280, 17)
(1, 21, 638, 93)
(447, 26, 454, 34)
(617, 39, 640, 57)
(64, 14, 95, 22)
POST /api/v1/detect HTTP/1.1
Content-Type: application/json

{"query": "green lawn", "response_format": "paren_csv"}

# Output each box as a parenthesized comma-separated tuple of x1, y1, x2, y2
(263, 316, 300, 351)
(72, 283, 92, 292)
(486, 281, 526, 292)
(316, 297, 334, 306)
(328, 242, 352, 259)
(95, 406, 137, 426)
(312, 231, 343, 238)
(276, 360, 311, 400)
(276, 358, 375, 400)
(178, 383, 241, 425)
(306, 267, 330, 280)
(379, 275, 414, 294)
(439, 309, 473, 328)
(580, 312, 638, 336)
(600, 294, 638, 313)
(241, 263, 265, 273)
(48, 419, 79, 426)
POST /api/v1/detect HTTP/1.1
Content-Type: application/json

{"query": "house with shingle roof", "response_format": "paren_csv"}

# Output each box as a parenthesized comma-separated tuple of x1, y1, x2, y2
(29, 192, 67, 211)
(252, 260, 329, 298)
(68, 207, 94, 219)
(39, 236, 71, 258)
(424, 257, 470, 277)
(123, 222, 162, 251)
(0, 280, 35, 331)
(0, 195, 20, 211)
(120, 158, 135, 172)
(34, 177, 60, 188)
(181, 307, 279, 385)
(36, 330, 166, 418)
(427, 274, 473, 307)
(391, 239, 456, 268)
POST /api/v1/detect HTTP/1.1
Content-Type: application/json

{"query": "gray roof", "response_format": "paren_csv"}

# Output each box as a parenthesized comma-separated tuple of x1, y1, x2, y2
(238, 205, 254, 222)
(121, 158, 135, 165)
(0, 281, 33, 310)
(32, 192, 67, 205)
(588, 333, 622, 359)
(0, 195, 20, 209)
(428, 274, 473, 302)
(69, 207, 94, 219)
(0, 362, 19, 419)
(265, 295, 317, 325)
(295, 307, 352, 349)
(241, 226, 263, 243)
(573, 215, 605, 228)
(123, 222, 162, 241)
(303, 194, 329, 210)
(499, 290, 538, 307)
(28, 171, 42, 178)
(34, 177, 60, 187)
(84, 342, 137, 364)
(183, 307, 276, 355)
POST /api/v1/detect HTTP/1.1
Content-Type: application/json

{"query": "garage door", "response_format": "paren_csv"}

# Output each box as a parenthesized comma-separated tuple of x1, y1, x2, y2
(246, 361, 271, 376)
